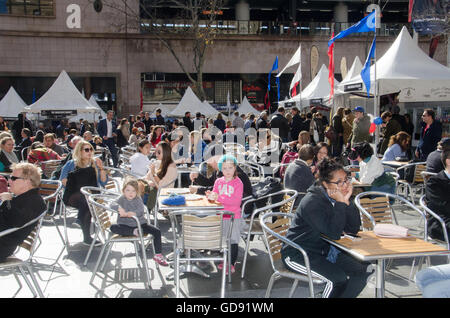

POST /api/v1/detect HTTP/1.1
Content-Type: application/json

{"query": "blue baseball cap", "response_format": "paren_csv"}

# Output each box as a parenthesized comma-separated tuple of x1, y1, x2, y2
(354, 106, 365, 113)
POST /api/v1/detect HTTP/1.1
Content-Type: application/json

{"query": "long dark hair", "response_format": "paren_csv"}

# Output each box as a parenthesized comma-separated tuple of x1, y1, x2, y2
(388, 131, 410, 151)
(156, 141, 174, 180)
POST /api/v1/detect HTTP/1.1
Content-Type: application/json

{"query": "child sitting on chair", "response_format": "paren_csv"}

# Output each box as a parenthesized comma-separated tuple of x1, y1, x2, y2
(206, 154, 243, 274)
(110, 177, 168, 266)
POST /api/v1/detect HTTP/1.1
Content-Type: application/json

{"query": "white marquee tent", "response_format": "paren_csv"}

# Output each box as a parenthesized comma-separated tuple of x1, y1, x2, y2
(169, 87, 220, 117)
(24, 70, 97, 115)
(0, 86, 29, 119)
(69, 95, 107, 122)
(280, 64, 340, 108)
(237, 96, 259, 115)
(339, 26, 450, 102)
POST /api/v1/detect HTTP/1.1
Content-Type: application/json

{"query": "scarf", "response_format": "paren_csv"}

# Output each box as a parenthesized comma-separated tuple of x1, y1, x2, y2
(3, 149, 18, 164)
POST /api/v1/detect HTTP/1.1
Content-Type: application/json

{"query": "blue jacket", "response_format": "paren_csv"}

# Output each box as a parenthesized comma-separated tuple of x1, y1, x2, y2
(417, 120, 442, 160)
(97, 118, 117, 139)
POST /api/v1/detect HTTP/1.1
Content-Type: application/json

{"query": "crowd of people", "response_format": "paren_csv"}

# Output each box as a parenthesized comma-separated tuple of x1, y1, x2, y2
(0, 101, 448, 298)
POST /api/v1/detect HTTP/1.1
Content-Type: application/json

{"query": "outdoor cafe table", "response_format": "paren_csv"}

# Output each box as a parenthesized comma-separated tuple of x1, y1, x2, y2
(382, 161, 410, 168)
(158, 188, 224, 279)
(322, 231, 450, 298)
(176, 164, 198, 188)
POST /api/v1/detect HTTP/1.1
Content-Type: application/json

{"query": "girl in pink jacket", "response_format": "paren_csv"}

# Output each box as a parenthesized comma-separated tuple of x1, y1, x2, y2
(206, 154, 243, 274)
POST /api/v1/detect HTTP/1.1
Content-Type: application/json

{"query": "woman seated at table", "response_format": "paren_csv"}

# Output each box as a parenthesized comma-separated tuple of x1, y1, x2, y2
(311, 142, 329, 177)
(0, 136, 19, 172)
(60, 140, 108, 245)
(142, 141, 178, 212)
(130, 139, 152, 177)
(248, 128, 281, 166)
(281, 158, 372, 298)
(149, 125, 164, 148)
(349, 142, 396, 194)
(381, 131, 411, 162)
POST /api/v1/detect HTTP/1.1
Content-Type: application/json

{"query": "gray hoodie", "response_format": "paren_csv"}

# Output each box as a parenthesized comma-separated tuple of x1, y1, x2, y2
(111, 195, 147, 227)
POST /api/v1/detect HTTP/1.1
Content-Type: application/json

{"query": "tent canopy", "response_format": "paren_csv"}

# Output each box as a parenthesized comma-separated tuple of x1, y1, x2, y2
(25, 70, 97, 114)
(169, 87, 219, 118)
(340, 27, 450, 102)
(68, 96, 107, 122)
(334, 56, 363, 96)
(237, 96, 259, 115)
(281, 64, 340, 108)
(0, 86, 28, 119)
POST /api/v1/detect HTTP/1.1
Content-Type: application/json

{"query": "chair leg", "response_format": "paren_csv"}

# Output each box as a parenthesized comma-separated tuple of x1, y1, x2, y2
(25, 264, 44, 298)
(133, 241, 141, 267)
(221, 250, 227, 298)
(265, 272, 278, 298)
(138, 239, 151, 289)
(18, 266, 38, 298)
(83, 230, 100, 266)
(228, 242, 232, 283)
(175, 249, 180, 298)
(100, 242, 114, 272)
(90, 242, 108, 284)
(241, 232, 252, 279)
(62, 204, 70, 251)
(51, 216, 67, 250)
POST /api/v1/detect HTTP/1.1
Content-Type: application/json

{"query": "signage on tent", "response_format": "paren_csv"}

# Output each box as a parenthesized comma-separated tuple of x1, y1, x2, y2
(344, 83, 363, 92)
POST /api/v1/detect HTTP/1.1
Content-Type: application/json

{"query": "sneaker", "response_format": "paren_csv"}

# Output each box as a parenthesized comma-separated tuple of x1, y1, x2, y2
(153, 254, 169, 266)
(217, 262, 235, 274)
(82, 238, 102, 247)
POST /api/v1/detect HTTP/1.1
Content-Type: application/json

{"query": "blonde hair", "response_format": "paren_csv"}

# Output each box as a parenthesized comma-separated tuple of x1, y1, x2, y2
(190, 131, 202, 154)
(0, 136, 14, 146)
(72, 140, 95, 169)
(11, 162, 41, 188)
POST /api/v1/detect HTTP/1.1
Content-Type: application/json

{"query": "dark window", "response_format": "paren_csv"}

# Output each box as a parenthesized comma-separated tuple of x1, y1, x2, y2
(3, 0, 54, 17)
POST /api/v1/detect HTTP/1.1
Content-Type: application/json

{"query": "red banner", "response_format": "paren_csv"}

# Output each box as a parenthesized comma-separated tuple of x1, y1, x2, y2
(328, 31, 335, 98)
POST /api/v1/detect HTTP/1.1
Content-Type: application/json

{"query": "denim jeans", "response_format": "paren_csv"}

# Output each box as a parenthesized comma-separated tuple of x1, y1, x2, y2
(415, 264, 450, 298)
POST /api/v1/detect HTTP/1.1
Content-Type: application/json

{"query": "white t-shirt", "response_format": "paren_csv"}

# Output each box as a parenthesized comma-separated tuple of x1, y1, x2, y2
(106, 119, 113, 138)
(130, 152, 151, 177)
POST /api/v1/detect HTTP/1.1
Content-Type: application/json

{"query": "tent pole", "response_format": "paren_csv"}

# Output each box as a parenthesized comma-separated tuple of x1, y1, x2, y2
(373, 34, 379, 148)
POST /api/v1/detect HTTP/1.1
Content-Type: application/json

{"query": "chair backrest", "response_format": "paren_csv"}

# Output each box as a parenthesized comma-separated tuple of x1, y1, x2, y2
(421, 171, 437, 187)
(39, 179, 63, 203)
(344, 165, 360, 173)
(169, 210, 233, 251)
(357, 195, 393, 230)
(355, 191, 427, 237)
(86, 193, 121, 241)
(40, 159, 62, 178)
(396, 162, 426, 183)
(21, 146, 30, 161)
(414, 164, 427, 183)
(260, 213, 291, 263)
(244, 189, 299, 218)
(420, 195, 450, 249)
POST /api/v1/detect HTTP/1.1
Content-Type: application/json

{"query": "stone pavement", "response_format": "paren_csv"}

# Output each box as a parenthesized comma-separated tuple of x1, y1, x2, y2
(0, 201, 447, 299)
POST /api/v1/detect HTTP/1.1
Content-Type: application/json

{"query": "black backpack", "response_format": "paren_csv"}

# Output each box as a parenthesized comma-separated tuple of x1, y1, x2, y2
(251, 177, 284, 211)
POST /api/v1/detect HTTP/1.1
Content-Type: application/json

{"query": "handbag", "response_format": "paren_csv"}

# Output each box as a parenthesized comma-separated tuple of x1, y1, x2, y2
(62, 166, 98, 205)
(325, 126, 336, 142)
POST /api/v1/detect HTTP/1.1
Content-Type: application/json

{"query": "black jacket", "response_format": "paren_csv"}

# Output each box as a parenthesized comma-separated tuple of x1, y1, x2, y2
(290, 114, 303, 141)
(282, 184, 361, 258)
(0, 188, 46, 260)
(426, 149, 444, 173)
(270, 113, 290, 141)
(0, 151, 18, 173)
(256, 118, 268, 130)
(426, 171, 450, 241)
(417, 120, 442, 160)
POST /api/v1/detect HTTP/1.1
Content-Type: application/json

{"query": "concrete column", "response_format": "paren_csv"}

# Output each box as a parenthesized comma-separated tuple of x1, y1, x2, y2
(235, 0, 250, 21)
(334, 2, 348, 22)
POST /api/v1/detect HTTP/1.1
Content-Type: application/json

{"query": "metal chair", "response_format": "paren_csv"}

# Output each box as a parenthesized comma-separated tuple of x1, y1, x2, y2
(21, 146, 30, 162)
(238, 161, 264, 185)
(259, 212, 325, 298)
(419, 195, 450, 261)
(168, 209, 234, 298)
(395, 162, 426, 204)
(39, 159, 62, 179)
(38, 180, 66, 249)
(0, 210, 47, 298)
(86, 193, 155, 289)
(80, 186, 122, 266)
(240, 189, 298, 278)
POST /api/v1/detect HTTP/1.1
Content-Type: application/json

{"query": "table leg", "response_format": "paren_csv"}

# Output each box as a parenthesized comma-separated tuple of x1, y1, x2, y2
(165, 249, 210, 279)
(376, 259, 385, 298)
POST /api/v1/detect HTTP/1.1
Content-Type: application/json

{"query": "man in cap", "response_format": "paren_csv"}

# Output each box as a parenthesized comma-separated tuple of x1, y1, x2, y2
(347, 106, 371, 148)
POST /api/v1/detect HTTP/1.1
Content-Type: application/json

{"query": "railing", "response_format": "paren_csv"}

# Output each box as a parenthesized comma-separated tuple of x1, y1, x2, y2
(140, 20, 413, 38)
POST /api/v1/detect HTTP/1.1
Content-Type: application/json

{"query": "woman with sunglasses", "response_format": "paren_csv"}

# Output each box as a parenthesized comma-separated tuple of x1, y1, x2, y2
(281, 158, 371, 298)
(59, 141, 108, 245)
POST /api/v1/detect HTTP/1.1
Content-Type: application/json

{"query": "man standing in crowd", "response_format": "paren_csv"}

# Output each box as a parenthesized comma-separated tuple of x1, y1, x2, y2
(256, 111, 269, 130)
(154, 108, 165, 126)
(0, 163, 46, 262)
(232, 111, 245, 130)
(290, 107, 303, 142)
(270, 106, 290, 142)
(142, 112, 153, 135)
(348, 106, 371, 148)
(183, 111, 194, 132)
(97, 110, 119, 167)
(416, 108, 442, 161)
(133, 115, 145, 131)
(12, 113, 33, 144)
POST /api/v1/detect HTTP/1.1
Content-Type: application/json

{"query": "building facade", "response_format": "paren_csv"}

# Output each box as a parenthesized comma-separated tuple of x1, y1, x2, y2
(0, 0, 447, 117)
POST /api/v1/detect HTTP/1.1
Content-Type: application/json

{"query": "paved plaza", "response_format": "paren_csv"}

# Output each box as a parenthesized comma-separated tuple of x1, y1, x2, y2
(0, 198, 447, 299)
